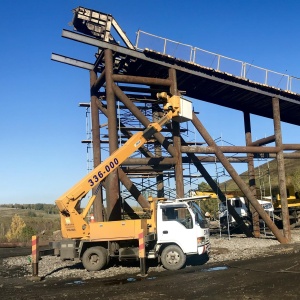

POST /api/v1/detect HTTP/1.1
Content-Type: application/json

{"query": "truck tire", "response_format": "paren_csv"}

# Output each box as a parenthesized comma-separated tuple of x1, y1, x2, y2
(161, 245, 186, 270)
(82, 246, 108, 271)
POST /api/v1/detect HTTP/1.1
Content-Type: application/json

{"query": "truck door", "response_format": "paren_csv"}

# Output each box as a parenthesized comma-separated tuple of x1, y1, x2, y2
(157, 204, 197, 254)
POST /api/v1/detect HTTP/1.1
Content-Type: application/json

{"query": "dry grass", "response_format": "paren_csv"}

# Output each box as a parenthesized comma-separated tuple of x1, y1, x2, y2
(219, 152, 300, 197)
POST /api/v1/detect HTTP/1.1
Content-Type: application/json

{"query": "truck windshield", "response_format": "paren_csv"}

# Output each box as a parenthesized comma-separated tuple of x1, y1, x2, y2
(190, 202, 209, 228)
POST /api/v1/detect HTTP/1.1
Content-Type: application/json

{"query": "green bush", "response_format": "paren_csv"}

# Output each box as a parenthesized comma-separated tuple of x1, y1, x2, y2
(20, 226, 36, 242)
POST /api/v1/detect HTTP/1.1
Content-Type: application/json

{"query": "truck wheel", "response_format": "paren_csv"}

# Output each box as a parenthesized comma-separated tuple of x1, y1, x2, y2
(161, 245, 186, 270)
(82, 246, 108, 271)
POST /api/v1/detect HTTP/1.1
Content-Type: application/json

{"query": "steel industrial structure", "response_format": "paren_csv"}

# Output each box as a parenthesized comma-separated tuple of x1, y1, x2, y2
(52, 7, 300, 243)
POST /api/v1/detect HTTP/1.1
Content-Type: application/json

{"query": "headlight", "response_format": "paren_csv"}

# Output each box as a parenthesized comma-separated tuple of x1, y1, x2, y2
(197, 236, 205, 246)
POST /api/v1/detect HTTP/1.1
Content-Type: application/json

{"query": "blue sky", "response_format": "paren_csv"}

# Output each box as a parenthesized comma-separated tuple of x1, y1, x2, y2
(1, 0, 300, 204)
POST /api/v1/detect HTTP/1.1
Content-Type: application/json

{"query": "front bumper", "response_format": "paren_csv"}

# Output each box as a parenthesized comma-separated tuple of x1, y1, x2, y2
(197, 242, 210, 255)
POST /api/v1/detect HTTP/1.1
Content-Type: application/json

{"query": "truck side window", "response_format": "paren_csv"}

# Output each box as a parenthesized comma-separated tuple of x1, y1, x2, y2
(162, 207, 177, 221)
(235, 199, 242, 207)
(162, 207, 192, 229)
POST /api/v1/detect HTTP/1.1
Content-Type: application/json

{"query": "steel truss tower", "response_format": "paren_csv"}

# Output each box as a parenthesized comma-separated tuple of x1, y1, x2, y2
(52, 7, 300, 243)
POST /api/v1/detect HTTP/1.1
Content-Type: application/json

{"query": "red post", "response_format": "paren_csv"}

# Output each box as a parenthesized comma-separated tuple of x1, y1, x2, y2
(138, 230, 147, 277)
(32, 235, 39, 277)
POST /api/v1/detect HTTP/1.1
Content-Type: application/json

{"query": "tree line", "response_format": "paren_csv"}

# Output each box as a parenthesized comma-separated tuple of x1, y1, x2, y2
(0, 203, 59, 214)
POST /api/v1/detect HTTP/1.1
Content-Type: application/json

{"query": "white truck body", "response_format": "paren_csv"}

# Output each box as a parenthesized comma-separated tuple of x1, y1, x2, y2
(219, 197, 274, 227)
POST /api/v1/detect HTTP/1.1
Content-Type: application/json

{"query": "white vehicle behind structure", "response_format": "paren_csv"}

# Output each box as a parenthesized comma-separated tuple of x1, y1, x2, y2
(219, 197, 274, 230)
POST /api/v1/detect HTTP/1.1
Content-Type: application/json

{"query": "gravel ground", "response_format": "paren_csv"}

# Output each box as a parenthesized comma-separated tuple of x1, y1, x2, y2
(3, 228, 300, 280)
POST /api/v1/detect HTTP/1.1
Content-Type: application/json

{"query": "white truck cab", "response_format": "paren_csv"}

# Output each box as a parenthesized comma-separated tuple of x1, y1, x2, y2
(155, 197, 210, 270)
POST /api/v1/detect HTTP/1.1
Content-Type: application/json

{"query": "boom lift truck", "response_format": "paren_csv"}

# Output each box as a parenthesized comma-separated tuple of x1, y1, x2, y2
(52, 93, 210, 271)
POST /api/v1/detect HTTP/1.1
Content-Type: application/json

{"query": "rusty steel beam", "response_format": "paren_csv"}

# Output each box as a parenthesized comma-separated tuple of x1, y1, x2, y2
(121, 166, 170, 173)
(112, 74, 172, 86)
(93, 69, 106, 92)
(273, 97, 291, 242)
(244, 112, 260, 238)
(152, 104, 165, 198)
(192, 111, 288, 244)
(99, 164, 150, 211)
(121, 154, 300, 166)
(101, 162, 150, 209)
(249, 135, 275, 146)
(123, 201, 142, 219)
(105, 49, 121, 221)
(96, 100, 154, 158)
(181, 145, 280, 153)
(169, 68, 184, 198)
(123, 156, 249, 165)
(123, 157, 176, 165)
(282, 144, 300, 150)
(117, 168, 150, 209)
(181, 144, 300, 157)
(51, 53, 93, 70)
(119, 85, 168, 94)
(182, 156, 249, 163)
(90, 70, 105, 222)
(279, 152, 300, 158)
(112, 82, 177, 157)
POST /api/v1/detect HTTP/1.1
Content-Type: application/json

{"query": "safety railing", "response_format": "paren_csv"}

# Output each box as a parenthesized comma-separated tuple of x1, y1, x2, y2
(135, 30, 300, 94)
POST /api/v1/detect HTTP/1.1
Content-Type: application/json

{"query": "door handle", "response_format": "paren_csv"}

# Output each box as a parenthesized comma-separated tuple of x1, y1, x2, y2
(163, 230, 168, 234)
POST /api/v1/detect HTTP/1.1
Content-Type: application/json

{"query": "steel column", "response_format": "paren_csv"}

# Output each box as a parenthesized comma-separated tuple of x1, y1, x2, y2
(272, 97, 291, 241)
(90, 70, 104, 222)
(244, 112, 260, 237)
(169, 68, 184, 198)
(192, 111, 288, 243)
(105, 49, 121, 221)
(152, 106, 164, 198)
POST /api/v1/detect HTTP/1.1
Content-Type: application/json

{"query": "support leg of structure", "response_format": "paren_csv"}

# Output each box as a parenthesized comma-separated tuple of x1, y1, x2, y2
(105, 49, 121, 221)
(152, 104, 165, 198)
(192, 111, 288, 243)
(90, 70, 104, 221)
(169, 68, 184, 198)
(244, 112, 260, 237)
(272, 97, 291, 242)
